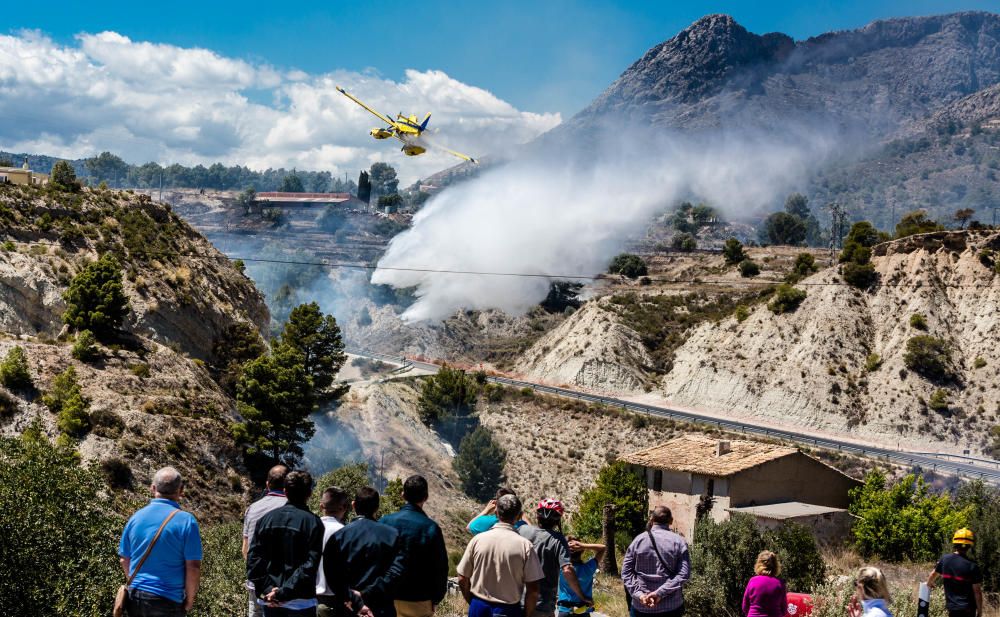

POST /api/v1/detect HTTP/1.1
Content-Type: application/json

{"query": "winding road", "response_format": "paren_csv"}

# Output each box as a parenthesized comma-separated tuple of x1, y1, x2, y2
(347, 348, 1000, 485)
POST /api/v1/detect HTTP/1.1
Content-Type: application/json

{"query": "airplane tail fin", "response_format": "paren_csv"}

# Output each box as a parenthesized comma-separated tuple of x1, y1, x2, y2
(420, 113, 432, 130)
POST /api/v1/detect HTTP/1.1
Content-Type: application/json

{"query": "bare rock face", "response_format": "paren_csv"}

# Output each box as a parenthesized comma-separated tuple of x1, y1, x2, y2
(560, 12, 1000, 135)
(0, 183, 272, 519)
(0, 184, 269, 360)
(660, 231, 1000, 455)
(0, 338, 251, 520)
(515, 299, 654, 394)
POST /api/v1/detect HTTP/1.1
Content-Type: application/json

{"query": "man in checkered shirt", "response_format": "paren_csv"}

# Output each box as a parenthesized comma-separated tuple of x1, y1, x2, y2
(621, 507, 690, 617)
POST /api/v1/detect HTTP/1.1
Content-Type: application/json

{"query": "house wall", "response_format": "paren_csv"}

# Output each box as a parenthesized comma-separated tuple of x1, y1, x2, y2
(644, 470, 731, 539)
(729, 453, 858, 508)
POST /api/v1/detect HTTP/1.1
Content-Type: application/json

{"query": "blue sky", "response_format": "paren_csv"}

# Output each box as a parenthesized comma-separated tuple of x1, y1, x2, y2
(14, 0, 999, 117)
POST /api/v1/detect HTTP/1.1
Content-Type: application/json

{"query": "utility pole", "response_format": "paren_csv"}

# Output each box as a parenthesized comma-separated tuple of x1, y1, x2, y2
(824, 203, 847, 259)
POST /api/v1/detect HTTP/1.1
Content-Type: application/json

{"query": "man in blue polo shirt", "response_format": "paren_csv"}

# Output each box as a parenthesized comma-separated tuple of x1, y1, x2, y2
(119, 466, 203, 616)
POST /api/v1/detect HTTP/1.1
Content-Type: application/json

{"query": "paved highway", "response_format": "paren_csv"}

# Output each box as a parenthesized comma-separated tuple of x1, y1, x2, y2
(347, 349, 1000, 484)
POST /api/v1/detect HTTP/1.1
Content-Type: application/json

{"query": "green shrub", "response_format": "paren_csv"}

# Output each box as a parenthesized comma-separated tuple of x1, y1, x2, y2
(49, 160, 80, 192)
(928, 389, 950, 414)
(768, 284, 807, 314)
(0, 346, 32, 391)
(1, 240, 14, 251)
(71, 330, 100, 362)
(734, 305, 750, 322)
(849, 470, 969, 561)
(671, 233, 697, 252)
(974, 357, 987, 369)
(864, 353, 882, 373)
(129, 363, 150, 378)
(56, 394, 91, 436)
(903, 335, 955, 382)
(841, 262, 877, 289)
(188, 522, 246, 617)
(738, 259, 760, 277)
(573, 461, 648, 550)
(792, 253, 818, 276)
(910, 313, 928, 330)
(453, 426, 506, 501)
(62, 254, 130, 339)
(417, 365, 478, 425)
(722, 238, 747, 265)
(0, 426, 122, 616)
(608, 253, 648, 279)
(895, 210, 944, 238)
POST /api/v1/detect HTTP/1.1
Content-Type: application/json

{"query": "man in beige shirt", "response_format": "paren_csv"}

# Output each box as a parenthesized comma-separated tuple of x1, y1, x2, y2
(458, 494, 543, 617)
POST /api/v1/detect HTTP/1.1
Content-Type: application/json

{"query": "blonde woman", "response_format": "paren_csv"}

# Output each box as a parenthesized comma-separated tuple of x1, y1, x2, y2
(742, 551, 787, 617)
(848, 567, 892, 617)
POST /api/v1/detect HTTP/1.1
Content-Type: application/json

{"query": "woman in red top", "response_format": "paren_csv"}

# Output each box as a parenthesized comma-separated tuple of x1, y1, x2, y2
(742, 551, 788, 617)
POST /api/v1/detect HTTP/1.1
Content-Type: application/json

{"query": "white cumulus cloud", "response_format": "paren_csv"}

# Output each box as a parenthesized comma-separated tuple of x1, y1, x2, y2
(0, 30, 561, 182)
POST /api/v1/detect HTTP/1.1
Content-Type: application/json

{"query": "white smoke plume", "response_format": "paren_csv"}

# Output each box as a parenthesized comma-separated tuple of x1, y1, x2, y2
(372, 125, 842, 322)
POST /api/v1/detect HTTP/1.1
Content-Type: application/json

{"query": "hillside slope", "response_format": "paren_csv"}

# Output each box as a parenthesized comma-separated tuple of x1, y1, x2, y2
(660, 231, 1000, 455)
(0, 183, 270, 518)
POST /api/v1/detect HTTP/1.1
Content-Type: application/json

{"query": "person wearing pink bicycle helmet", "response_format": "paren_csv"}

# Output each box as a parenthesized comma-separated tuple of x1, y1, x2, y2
(519, 499, 591, 617)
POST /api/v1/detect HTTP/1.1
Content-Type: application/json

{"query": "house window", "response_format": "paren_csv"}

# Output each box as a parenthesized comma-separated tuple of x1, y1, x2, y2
(706, 478, 715, 496)
(653, 469, 663, 492)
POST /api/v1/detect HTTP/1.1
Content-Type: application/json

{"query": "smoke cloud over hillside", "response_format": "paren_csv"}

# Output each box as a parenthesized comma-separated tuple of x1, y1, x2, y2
(372, 126, 840, 321)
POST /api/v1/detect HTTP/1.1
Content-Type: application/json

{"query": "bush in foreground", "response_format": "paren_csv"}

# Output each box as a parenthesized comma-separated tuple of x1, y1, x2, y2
(574, 461, 648, 551)
(0, 425, 122, 616)
(686, 515, 825, 616)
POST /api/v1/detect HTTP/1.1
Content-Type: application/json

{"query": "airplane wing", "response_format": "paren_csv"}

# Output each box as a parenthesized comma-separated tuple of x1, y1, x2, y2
(337, 86, 397, 127)
(433, 144, 478, 164)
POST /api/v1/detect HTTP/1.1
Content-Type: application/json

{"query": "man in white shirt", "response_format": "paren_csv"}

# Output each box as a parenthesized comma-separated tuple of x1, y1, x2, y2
(316, 486, 351, 617)
(243, 465, 289, 617)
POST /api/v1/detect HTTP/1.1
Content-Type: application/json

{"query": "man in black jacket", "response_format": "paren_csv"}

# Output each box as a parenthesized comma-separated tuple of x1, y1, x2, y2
(380, 476, 448, 617)
(324, 487, 406, 617)
(248, 470, 324, 616)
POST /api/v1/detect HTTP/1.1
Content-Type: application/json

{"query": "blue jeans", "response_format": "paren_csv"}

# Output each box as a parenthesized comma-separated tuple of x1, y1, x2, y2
(126, 589, 185, 617)
(469, 597, 523, 617)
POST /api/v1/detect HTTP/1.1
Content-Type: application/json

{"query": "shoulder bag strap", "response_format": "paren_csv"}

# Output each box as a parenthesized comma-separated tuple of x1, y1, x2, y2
(126, 509, 181, 586)
(646, 529, 674, 578)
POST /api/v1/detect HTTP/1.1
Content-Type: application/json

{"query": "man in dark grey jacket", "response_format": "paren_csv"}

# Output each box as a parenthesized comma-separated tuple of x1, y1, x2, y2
(324, 487, 406, 617)
(248, 471, 324, 616)
(380, 476, 449, 617)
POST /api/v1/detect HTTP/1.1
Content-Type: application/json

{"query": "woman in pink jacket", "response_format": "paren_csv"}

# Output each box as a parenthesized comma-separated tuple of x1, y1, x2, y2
(742, 551, 788, 617)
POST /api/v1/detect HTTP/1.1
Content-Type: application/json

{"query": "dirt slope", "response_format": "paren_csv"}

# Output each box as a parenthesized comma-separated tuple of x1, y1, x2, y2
(661, 231, 1000, 454)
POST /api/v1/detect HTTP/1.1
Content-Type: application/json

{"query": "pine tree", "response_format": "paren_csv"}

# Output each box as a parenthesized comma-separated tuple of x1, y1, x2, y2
(453, 426, 506, 501)
(279, 303, 346, 393)
(62, 254, 130, 340)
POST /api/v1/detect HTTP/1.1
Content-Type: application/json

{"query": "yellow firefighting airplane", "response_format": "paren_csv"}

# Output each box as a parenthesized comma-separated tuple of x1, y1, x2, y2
(336, 86, 478, 164)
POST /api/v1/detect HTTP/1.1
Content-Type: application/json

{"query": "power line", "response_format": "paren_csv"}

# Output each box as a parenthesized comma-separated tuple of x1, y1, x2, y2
(5, 238, 999, 289)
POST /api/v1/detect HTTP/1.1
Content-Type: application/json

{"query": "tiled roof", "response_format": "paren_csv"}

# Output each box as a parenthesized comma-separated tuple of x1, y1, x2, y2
(619, 435, 797, 477)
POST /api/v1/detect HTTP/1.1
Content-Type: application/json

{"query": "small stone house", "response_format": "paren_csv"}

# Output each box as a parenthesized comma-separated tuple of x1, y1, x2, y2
(619, 435, 860, 540)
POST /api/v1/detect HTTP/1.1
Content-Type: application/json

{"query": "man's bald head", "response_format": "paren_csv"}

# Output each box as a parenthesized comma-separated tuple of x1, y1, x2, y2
(649, 506, 673, 528)
(152, 467, 183, 497)
(266, 464, 290, 490)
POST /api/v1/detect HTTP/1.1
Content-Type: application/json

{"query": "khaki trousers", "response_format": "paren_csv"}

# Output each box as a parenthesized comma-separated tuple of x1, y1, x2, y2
(395, 600, 434, 617)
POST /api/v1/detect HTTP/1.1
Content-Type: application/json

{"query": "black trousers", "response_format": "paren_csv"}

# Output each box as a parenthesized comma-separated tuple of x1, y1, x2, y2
(126, 589, 185, 617)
